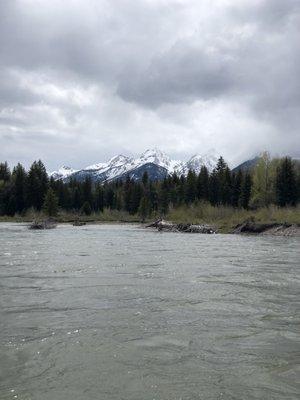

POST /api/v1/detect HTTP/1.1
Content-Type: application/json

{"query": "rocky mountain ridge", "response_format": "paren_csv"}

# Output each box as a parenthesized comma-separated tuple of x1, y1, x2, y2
(50, 149, 219, 183)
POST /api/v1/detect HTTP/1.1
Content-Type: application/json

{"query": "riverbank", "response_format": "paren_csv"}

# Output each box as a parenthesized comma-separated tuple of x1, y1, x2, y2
(166, 204, 300, 233)
(146, 218, 300, 236)
(1, 205, 299, 236)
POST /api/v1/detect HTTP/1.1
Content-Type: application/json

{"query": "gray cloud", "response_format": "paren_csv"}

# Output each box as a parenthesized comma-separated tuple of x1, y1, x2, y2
(0, 0, 299, 170)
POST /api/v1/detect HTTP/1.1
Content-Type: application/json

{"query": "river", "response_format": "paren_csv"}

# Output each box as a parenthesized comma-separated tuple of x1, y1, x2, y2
(0, 223, 299, 399)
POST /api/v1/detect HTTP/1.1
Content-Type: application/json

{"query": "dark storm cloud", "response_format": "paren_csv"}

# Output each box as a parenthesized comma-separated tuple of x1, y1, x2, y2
(0, 0, 299, 169)
(117, 42, 236, 107)
(118, 0, 300, 117)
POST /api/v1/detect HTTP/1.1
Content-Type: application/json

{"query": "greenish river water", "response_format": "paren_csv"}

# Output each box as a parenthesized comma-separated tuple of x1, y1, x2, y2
(0, 223, 299, 400)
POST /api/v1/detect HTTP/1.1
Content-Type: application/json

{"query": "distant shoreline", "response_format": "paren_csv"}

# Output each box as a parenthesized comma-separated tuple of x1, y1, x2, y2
(1, 218, 299, 236)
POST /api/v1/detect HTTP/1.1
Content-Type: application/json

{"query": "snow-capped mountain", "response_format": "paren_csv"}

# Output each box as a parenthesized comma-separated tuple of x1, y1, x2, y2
(50, 149, 218, 183)
(186, 154, 219, 174)
(50, 166, 79, 180)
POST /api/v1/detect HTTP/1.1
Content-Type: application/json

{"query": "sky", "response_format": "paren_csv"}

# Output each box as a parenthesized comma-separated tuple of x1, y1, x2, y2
(0, 0, 299, 170)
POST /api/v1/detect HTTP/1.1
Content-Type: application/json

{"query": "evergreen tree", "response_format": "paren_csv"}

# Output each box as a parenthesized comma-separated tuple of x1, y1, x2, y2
(215, 156, 231, 205)
(177, 176, 186, 205)
(296, 173, 300, 204)
(148, 182, 158, 212)
(0, 162, 11, 181)
(6, 193, 17, 216)
(83, 177, 93, 204)
(197, 166, 209, 200)
(94, 184, 104, 212)
(26, 160, 49, 210)
(138, 196, 150, 222)
(81, 201, 92, 215)
(275, 157, 297, 206)
(216, 156, 227, 173)
(104, 186, 115, 209)
(232, 170, 242, 207)
(129, 183, 143, 214)
(185, 170, 197, 204)
(43, 188, 59, 216)
(159, 178, 169, 215)
(208, 169, 220, 206)
(54, 180, 71, 209)
(123, 176, 132, 212)
(72, 186, 82, 210)
(239, 173, 252, 209)
(12, 163, 27, 213)
(222, 166, 232, 205)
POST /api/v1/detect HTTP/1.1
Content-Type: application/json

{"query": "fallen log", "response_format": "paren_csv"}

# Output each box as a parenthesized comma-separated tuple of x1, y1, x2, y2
(146, 219, 216, 234)
(232, 220, 291, 234)
(29, 219, 57, 230)
(73, 220, 86, 226)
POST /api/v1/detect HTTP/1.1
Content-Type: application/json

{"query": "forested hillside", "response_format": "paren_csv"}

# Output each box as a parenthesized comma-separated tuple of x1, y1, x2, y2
(0, 153, 299, 220)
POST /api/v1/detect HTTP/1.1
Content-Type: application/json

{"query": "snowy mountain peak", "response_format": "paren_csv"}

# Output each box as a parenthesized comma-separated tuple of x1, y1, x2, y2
(108, 154, 133, 167)
(50, 149, 218, 183)
(139, 148, 170, 165)
(187, 153, 218, 173)
(137, 149, 184, 174)
(50, 165, 78, 180)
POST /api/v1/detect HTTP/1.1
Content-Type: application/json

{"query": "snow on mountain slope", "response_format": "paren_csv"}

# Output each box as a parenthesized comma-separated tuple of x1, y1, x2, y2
(50, 149, 218, 183)
(50, 166, 78, 180)
(186, 154, 219, 173)
(133, 149, 185, 175)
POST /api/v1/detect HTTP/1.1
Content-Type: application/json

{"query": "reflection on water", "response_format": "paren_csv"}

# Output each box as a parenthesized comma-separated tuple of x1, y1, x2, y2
(0, 223, 299, 400)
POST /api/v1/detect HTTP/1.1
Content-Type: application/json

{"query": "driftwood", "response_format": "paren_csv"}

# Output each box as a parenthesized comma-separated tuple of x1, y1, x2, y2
(146, 219, 216, 234)
(29, 219, 57, 230)
(73, 220, 86, 226)
(232, 220, 291, 234)
(232, 221, 276, 234)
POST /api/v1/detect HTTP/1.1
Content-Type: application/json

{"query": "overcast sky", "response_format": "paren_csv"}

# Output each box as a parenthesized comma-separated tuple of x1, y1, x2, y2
(0, 0, 299, 170)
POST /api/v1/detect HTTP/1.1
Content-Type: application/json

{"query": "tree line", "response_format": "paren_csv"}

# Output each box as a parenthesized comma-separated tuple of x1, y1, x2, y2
(0, 153, 299, 218)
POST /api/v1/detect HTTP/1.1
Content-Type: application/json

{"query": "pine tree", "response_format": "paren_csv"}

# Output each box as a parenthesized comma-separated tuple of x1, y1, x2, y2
(215, 157, 231, 205)
(94, 184, 104, 212)
(185, 170, 197, 204)
(72, 186, 82, 210)
(148, 182, 158, 212)
(81, 201, 92, 215)
(197, 166, 209, 201)
(275, 157, 297, 206)
(216, 156, 227, 173)
(83, 177, 93, 204)
(239, 173, 252, 209)
(130, 183, 143, 214)
(43, 188, 59, 216)
(232, 170, 242, 207)
(12, 163, 27, 213)
(209, 169, 220, 206)
(26, 160, 49, 210)
(159, 178, 169, 215)
(104, 186, 115, 209)
(0, 162, 11, 182)
(6, 192, 16, 216)
(222, 166, 232, 205)
(123, 176, 132, 212)
(177, 176, 186, 204)
(138, 196, 150, 222)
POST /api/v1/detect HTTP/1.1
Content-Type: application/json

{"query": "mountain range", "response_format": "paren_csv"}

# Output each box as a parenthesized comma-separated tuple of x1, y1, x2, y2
(50, 150, 299, 183)
(50, 149, 219, 183)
